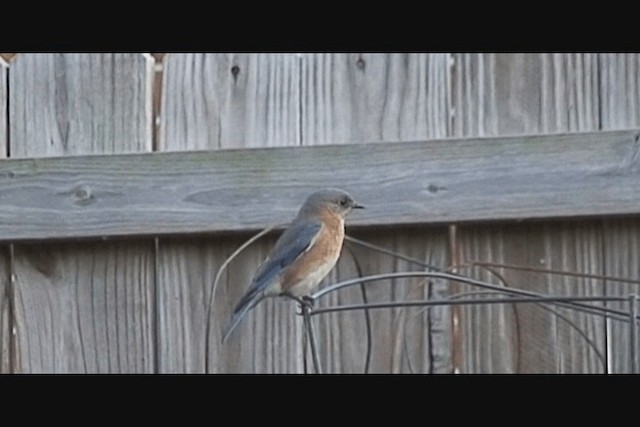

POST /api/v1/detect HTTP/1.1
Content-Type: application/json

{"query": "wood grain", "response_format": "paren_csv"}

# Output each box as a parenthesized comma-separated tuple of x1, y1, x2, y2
(458, 221, 607, 373)
(600, 53, 640, 130)
(157, 54, 304, 373)
(599, 53, 640, 372)
(453, 53, 599, 136)
(10, 54, 153, 157)
(313, 227, 449, 373)
(8, 53, 156, 373)
(0, 246, 9, 373)
(1, 129, 639, 242)
(300, 53, 452, 373)
(1, 58, 6, 158)
(156, 53, 453, 373)
(300, 53, 451, 144)
(452, 53, 607, 373)
(602, 218, 640, 373)
(0, 58, 11, 373)
(12, 242, 154, 373)
(0, 60, 8, 372)
(3, 52, 638, 373)
(159, 53, 300, 151)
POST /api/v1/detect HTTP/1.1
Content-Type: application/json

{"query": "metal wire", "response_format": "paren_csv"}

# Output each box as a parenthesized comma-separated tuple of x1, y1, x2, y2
(310, 271, 633, 322)
(344, 244, 373, 374)
(630, 294, 639, 374)
(301, 302, 321, 374)
(410, 290, 609, 373)
(212, 230, 639, 373)
(345, 236, 441, 271)
(206, 223, 286, 372)
(472, 262, 640, 286)
(309, 294, 626, 315)
(308, 278, 640, 373)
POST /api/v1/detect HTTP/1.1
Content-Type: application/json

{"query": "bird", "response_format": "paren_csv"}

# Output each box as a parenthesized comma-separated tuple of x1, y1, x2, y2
(222, 188, 364, 343)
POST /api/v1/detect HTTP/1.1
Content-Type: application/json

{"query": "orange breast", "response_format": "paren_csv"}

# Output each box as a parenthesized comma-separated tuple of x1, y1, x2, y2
(280, 212, 345, 296)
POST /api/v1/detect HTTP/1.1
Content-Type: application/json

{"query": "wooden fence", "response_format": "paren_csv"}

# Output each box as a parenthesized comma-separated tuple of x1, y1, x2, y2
(0, 53, 638, 373)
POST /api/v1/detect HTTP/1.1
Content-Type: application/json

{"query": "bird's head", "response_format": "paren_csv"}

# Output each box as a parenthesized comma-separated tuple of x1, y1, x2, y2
(300, 188, 364, 218)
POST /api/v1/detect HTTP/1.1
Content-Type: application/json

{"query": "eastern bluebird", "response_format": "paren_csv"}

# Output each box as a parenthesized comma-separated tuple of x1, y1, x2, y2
(222, 188, 364, 342)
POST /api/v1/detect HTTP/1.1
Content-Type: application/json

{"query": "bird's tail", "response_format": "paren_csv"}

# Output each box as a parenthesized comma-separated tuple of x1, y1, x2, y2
(222, 289, 266, 344)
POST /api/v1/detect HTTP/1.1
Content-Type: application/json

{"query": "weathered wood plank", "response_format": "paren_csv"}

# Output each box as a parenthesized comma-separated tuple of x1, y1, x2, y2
(600, 53, 640, 130)
(12, 242, 155, 373)
(0, 129, 639, 242)
(9, 53, 156, 373)
(0, 59, 6, 372)
(0, 246, 9, 373)
(300, 53, 452, 373)
(159, 53, 300, 151)
(0, 58, 7, 158)
(453, 53, 606, 373)
(157, 54, 303, 373)
(458, 221, 607, 373)
(10, 53, 153, 157)
(602, 218, 640, 373)
(0, 60, 8, 372)
(156, 53, 453, 373)
(314, 227, 449, 373)
(453, 53, 599, 136)
(300, 53, 451, 144)
(156, 235, 297, 373)
(599, 53, 640, 373)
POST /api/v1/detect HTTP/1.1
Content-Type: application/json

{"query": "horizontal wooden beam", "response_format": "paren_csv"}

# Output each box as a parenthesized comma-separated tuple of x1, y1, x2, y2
(1, 129, 639, 242)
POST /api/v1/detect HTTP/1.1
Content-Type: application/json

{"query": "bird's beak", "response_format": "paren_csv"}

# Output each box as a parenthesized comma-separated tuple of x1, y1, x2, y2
(352, 203, 365, 209)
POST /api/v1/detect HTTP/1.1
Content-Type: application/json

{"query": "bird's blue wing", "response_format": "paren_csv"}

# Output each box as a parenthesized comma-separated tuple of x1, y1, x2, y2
(223, 219, 323, 342)
(251, 219, 323, 291)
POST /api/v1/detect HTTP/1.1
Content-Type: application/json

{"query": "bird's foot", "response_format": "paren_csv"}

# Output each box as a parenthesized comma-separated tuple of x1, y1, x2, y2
(283, 293, 315, 315)
(302, 295, 315, 308)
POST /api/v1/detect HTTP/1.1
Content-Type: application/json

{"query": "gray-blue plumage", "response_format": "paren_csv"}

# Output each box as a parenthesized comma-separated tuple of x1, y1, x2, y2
(222, 219, 322, 342)
(221, 188, 363, 343)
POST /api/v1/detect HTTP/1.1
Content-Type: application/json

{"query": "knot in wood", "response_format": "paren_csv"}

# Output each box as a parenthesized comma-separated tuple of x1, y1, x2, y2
(427, 183, 446, 194)
(231, 65, 240, 82)
(73, 184, 94, 205)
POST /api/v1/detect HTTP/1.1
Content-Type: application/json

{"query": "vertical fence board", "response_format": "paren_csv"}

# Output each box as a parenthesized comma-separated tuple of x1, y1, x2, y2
(0, 247, 9, 373)
(458, 222, 606, 373)
(159, 53, 300, 151)
(600, 53, 640, 130)
(453, 53, 599, 137)
(3, 52, 637, 373)
(300, 53, 452, 373)
(602, 219, 640, 373)
(1, 58, 6, 158)
(453, 53, 605, 373)
(12, 242, 154, 372)
(9, 53, 155, 373)
(301, 53, 451, 145)
(327, 228, 449, 373)
(0, 60, 8, 372)
(600, 53, 640, 373)
(158, 53, 303, 373)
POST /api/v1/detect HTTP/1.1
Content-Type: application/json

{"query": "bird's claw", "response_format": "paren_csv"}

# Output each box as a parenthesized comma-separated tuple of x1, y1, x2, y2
(285, 294, 315, 315)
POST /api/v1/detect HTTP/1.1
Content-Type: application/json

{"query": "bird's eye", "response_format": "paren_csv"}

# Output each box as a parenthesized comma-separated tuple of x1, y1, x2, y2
(339, 198, 349, 207)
